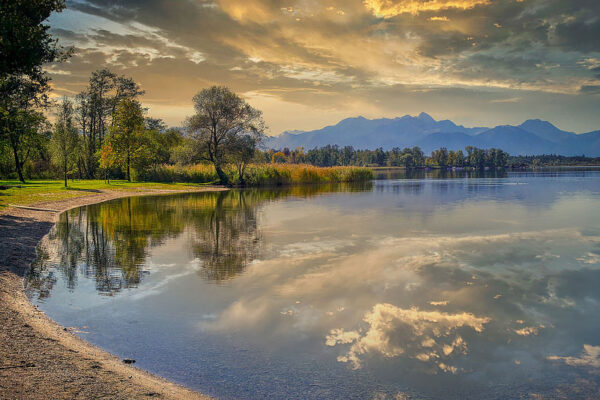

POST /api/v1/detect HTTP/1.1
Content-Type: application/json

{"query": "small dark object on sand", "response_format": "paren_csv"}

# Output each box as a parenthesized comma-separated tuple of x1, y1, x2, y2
(123, 358, 136, 364)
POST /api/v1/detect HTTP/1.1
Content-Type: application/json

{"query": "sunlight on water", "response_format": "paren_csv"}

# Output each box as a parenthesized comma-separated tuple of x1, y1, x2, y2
(27, 170, 600, 399)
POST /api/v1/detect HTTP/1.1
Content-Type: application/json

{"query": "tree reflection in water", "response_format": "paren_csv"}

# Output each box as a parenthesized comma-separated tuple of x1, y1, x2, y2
(28, 182, 372, 296)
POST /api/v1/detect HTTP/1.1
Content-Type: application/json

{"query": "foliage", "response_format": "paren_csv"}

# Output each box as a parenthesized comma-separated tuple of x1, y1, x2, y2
(101, 98, 147, 181)
(134, 163, 219, 183)
(507, 154, 600, 167)
(135, 163, 374, 186)
(0, 0, 70, 182)
(75, 69, 144, 178)
(0, 0, 68, 80)
(50, 98, 79, 186)
(186, 86, 265, 184)
(261, 144, 508, 169)
(2, 108, 49, 182)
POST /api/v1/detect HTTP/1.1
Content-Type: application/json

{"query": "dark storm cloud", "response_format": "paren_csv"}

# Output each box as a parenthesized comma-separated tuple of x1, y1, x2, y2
(580, 85, 600, 94)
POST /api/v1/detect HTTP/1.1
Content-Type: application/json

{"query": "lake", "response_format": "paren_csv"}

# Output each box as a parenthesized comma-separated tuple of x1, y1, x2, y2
(27, 169, 600, 399)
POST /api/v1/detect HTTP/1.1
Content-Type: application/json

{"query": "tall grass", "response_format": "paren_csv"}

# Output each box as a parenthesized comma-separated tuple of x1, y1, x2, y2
(135, 164, 218, 183)
(136, 163, 374, 186)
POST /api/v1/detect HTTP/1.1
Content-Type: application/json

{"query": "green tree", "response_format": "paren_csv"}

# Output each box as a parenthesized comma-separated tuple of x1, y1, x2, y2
(75, 69, 144, 178)
(3, 108, 48, 182)
(228, 134, 258, 185)
(50, 98, 79, 187)
(431, 147, 449, 167)
(454, 150, 465, 167)
(0, 0, 70, 182)
(186, 86, 265, 185)
(102, 98, 146, 181)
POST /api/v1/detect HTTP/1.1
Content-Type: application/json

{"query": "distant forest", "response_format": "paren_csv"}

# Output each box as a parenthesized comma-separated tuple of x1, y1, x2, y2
(260, 145, 600, 169)
(262, 145, 508, 168)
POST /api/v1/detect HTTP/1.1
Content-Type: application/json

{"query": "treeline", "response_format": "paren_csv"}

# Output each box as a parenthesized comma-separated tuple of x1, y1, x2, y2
(508, 154, 600, 167)
(1, 63, 372, 186)
(0, 69, 185, 183)
(1, 3, 275, 187)
(261, 145, 510, 168)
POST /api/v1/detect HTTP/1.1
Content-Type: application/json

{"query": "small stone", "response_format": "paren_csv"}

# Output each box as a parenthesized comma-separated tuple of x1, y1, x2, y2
(123, 358, 136, 364)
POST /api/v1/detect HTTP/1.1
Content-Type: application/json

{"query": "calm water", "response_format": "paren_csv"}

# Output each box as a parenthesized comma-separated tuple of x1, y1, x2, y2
(28, 170, 600, 399)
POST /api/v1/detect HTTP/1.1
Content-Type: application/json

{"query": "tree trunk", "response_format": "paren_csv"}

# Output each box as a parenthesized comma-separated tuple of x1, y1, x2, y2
(10, 139, 25, 183)
(127, 154, 131, 182)
(237, 163, 246, 186)
(214, 162, 228, 185)
(64, 159, 68, 188)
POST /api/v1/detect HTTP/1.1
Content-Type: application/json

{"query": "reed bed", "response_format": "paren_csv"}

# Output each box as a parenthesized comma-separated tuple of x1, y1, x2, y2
(136, 163, 374, 186)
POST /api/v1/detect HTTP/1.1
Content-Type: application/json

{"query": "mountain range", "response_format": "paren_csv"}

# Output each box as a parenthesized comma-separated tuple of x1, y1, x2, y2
(265, 113, 600, 156)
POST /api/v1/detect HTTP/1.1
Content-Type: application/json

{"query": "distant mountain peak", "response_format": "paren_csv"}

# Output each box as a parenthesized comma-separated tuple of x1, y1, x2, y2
(263, 114, 599, 156)
(518, 119, 574, 143)
(418, 112, 435, 122)
(521, 119, 556, 128)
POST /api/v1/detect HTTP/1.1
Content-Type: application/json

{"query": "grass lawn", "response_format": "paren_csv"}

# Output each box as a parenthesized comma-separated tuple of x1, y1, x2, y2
(0, 179, 216, 209)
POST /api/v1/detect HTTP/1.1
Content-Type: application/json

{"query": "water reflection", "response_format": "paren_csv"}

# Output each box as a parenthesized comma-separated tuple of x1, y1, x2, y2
(29, 182, 373, 295)
(26, 171, 600, 399)
(374, 167, 509, 180)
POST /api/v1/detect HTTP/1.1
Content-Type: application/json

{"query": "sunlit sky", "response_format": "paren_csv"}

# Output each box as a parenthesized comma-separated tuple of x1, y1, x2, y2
(47, 0, 600, 134)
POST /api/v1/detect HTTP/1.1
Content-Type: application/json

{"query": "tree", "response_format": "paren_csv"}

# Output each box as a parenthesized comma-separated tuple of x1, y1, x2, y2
(0, 0, 70, 182)
(137, 125, 183, 171)
(228, 134, 258, 185)
(186, 86, 265, 185)
(102, 98, 146, 181)
(4, 108, 48, 182)
(0, 0, 67, 79)
(75, 69, 144, 178)
(431, 147, 449, 167)
(50, 98, 79, 187)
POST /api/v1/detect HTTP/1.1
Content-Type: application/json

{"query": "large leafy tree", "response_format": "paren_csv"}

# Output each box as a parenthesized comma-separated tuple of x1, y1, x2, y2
(102, 98, 147, 182)
(50, 98, 79, 187)
(76, 69, 144, 178)
(4, 107, 49, 182)
(0, 0, 70, 181)
(186, 86, 265, 185)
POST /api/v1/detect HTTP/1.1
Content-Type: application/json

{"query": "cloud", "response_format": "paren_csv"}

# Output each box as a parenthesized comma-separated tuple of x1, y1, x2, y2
(46, 0, 600, 132)
(364, 0, 491, 17)
(548, 345, 600, 372)
(580, 85, 600, 95)
(514, 325, 544, 336)
(326, 303, 490, 369)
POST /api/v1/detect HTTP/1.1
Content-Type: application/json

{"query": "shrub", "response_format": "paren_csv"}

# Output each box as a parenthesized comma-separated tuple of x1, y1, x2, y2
(134, 163, 374, 186)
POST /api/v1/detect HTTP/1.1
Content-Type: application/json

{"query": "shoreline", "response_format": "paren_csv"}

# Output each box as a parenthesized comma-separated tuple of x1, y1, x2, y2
(0, 187, 228, 399)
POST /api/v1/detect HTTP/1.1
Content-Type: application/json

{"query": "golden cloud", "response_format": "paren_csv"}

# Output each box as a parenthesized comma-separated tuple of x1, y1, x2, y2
(364, 0, 491, 17)
(326, 303, 490, 369)
(548, 345, 600, 370)
(218, 0, 277, 23)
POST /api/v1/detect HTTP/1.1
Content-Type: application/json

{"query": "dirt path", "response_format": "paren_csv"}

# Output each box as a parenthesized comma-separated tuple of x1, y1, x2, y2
(0, 187, 228, 400)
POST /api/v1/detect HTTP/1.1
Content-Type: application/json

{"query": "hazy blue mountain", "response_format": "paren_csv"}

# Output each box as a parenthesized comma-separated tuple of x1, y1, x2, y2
(476, 126, 560, 155)
(265, 113, 600, 156)
(414, 132, 476, 153)
(518, 119, 574, 143)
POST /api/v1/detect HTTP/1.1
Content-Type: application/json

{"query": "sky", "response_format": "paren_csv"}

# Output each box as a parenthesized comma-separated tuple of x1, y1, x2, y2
(46, 0, 600, 135)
